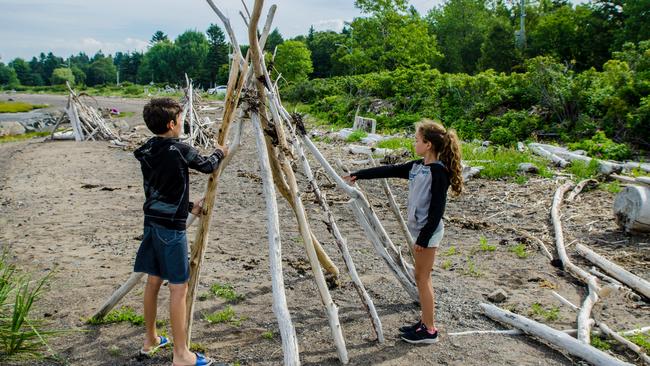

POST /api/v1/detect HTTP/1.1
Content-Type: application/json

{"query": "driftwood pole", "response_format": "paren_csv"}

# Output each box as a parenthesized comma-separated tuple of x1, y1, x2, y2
(250, 107, 300, 365)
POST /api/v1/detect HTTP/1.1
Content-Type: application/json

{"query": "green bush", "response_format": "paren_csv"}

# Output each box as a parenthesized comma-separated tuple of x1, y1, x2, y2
(568, 131, 632, 161)
(489, 126, 516, 146)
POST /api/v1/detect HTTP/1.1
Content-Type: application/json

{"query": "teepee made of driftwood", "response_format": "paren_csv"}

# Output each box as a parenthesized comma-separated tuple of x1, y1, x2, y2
(180, 74, 217, 149)
(49, 82, 122, 143)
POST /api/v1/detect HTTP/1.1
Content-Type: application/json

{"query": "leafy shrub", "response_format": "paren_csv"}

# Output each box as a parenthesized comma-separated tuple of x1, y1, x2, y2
(489, 126, 516, 146)
(569, 131, 631, 161)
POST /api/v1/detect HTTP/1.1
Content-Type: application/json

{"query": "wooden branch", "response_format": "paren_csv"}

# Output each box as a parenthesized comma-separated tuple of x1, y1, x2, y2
(480, 303, 633, 366)
(575, 243, 650, 300)
(566, 179, 598, 201)
(251, 110, 300, 366)
(551, 182, 602, 343)
(91, 272, 145, 321)
(552, 291, 580, 311)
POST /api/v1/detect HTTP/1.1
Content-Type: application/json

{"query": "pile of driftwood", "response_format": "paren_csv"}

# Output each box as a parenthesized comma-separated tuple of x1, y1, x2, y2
(529, 142, 650, 233)
(49, 82, 122, 144)
(180, 74, 217, 149)
(445, 180, 649, 366)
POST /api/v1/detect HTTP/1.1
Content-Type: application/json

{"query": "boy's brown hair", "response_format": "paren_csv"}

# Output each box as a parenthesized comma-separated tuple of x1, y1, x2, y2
(142, 98, 183, 135)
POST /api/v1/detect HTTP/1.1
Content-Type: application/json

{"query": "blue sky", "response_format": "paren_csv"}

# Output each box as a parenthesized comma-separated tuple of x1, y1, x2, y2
(0, 0, 439, 62)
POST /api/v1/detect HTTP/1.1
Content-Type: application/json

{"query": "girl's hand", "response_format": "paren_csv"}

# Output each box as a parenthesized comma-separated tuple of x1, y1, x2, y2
(414, 244, 425, 253)
(191, 198, 205, 215)
(343, 175, 357, 185)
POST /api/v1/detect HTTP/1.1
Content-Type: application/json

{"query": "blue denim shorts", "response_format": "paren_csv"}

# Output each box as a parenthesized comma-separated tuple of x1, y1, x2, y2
(134, 225, 189, 284)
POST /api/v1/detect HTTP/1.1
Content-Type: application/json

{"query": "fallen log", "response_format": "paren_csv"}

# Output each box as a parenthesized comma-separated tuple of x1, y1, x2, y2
(575, 243, 650, 300)
(480, 303, 633, 366)
(613, 185, 650, 233)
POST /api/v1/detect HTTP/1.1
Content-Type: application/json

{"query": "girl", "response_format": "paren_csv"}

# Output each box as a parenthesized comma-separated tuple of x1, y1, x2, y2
(343, 119, 463, 344)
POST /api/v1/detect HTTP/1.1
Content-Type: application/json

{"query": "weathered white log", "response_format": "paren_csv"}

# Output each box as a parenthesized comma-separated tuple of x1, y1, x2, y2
(277, 102, 384, 343)
(551, 182, 601, 343)
(575, 243, 650, 300)
(611, 174, 650, 188)
(614, 185, 650, 233)
(480, 303, 633, 366)
(347, 145, 389, 156)
(539, 143, 624, 175)
(251, 110, 300, 366)
(623, 162, 650, 173)
(450, 325, 650, 337)
(597, 322, 650, 366)
(51, 130, 75, 140)
(462, 165, 483, 181)
(528, 143, 569, 167)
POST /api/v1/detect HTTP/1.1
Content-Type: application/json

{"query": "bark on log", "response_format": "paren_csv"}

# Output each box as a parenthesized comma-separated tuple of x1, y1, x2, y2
(614, 185, 650, 233)
(575, 243, 650, 300)
(528, 143, 569, 167)
(480, 303, 633, 366)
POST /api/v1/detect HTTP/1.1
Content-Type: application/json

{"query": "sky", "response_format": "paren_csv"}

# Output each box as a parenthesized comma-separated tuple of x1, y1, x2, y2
(0, 0, 440, 62)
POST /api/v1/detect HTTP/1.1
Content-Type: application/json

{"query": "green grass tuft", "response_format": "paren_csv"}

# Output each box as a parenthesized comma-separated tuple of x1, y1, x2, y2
(479, 236, 496, 252)
(203, 306, 246, 326)
(261, 331, 274, 340)
(566, 159, 600, 181)
(0, 131, 52, 143)
(509, 243, 529, 258)
(346, 130, 368, 142)
(376, 137, 416, 158)
(462, 142, 552, 180)
(590, 335, 612, 350)
(530, 303, 560, 321)
(0, 101, 48, 113)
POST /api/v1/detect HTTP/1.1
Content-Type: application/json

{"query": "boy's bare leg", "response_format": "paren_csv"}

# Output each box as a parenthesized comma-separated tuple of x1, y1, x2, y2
(143, 275, 163, 351)
(169, 283, 196, 365)
(414, 248, 437, 330)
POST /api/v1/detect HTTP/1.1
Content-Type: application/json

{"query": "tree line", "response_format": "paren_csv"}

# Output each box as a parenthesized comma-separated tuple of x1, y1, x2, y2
(0, 0, 647, 89)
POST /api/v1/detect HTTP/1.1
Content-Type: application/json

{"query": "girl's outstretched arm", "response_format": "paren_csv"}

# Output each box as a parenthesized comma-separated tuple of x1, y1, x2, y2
(350, 160, 417, 181)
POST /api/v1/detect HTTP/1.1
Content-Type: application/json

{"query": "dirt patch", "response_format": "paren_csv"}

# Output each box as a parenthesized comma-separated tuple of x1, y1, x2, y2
(0, 96, 648, 365)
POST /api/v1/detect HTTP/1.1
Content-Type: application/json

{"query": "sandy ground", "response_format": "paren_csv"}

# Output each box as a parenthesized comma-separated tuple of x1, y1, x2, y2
(0, 93, 648, 365)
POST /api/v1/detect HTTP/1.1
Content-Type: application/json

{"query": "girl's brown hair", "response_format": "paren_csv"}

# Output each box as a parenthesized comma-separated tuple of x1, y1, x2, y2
(415, 119, 463, 195)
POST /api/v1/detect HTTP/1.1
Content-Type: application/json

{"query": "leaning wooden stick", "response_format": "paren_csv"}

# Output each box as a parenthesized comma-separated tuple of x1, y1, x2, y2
(250, 107, 300, 366)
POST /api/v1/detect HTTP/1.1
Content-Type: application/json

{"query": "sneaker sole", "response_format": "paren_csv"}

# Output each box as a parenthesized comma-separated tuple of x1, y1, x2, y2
(400, 335, 439, 344)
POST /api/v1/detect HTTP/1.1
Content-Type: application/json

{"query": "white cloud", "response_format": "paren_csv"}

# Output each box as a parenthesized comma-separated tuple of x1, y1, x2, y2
(311, 19, 346, 33)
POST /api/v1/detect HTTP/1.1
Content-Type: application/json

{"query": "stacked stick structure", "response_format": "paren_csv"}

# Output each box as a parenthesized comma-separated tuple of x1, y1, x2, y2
(63, 82, 121, 143)
(181, 74, 216, 149)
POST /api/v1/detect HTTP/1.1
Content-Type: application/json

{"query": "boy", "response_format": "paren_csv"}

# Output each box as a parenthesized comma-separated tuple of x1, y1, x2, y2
(133, 97, 227, 366)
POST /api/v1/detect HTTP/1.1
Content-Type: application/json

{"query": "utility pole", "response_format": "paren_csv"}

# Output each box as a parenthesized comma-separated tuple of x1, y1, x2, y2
(516, 0, 526, 50)
(116, 70, 120, 86)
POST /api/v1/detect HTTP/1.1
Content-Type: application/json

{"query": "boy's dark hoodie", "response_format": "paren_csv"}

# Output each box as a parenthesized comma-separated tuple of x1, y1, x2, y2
(134, 137, 223, 230)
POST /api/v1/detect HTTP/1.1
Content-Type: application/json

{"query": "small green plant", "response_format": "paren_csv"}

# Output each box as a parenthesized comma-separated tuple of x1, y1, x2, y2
(514, 175, 528, 185)
(509, 243, 529, 258)
(108, 345, 121, 357)
(190, 342, 207, 353)
(530, 303, 560, 321)
(376, 137, 416, 158)
(346, 130, 368, 142)
(566, 159, 600, 181)
(599, 181, 622, 194)
(590, 335, 612, 351)
(461, 142, 552, 180)
(209, 283, 244, 303)
(625, 332, 650, 350)
(479, 236, 496, 252)
(442, 246, 458, 256)
(0, 254, 60, 358)
(464, 259, 481, 277)
(261, 330, 274, 340)
(441, 259, 452, 270)
(203, 306, 246, 326)
(86, 307, 162, 327)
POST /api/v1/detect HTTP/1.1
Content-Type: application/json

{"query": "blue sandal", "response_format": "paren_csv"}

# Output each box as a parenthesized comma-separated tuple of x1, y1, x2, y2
(139, 335, 170, 357)
(173, 352, 215, 366)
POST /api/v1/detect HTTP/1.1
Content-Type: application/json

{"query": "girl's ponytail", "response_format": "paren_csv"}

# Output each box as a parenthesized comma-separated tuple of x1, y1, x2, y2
(416, 119, 463, 195)
(440, 129, 463, 195)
